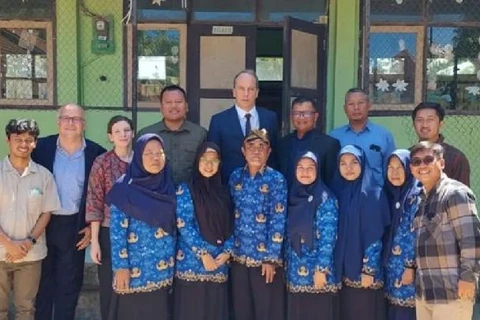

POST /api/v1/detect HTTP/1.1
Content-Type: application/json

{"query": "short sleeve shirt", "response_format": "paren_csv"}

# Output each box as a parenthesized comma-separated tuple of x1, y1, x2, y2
(0, 157, 61, 262)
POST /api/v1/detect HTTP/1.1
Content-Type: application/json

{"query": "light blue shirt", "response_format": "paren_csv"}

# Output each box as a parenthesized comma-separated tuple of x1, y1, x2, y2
(329, 120, 396, 185)
(53, 139, 86, 216)
(235, 105, 259, 136)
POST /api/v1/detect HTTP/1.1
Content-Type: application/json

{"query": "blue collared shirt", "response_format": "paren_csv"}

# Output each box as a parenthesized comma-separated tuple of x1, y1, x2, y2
(329, 120, 396, 185)
(235, 105, 259, 136)
(53, 139, 86, 215)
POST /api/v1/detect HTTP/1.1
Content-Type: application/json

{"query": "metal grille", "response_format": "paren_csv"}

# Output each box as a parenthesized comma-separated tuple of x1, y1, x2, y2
(426, 27, 480, 111)
(400, 115, 480, 196)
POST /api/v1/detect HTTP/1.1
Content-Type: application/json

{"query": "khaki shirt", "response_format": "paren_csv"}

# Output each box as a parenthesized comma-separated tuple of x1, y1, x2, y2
(137, 120, 207, 184)
(0, 157, 61, 262)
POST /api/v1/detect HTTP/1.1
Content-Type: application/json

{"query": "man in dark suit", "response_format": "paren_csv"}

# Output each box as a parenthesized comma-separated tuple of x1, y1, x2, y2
(208, 69, 279, 183)
(32, 104, 106, 320)
(278, 96, 340, 188)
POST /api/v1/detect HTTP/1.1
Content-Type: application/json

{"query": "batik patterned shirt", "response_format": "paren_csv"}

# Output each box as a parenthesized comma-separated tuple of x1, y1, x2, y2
(110, 205, 175, 294)
(285, 193, 340, 294)
(229, 166, 287, 267)
(385, 193, 421, 307)
(175, 183, 233, 283)
(86, 150, 128, 227)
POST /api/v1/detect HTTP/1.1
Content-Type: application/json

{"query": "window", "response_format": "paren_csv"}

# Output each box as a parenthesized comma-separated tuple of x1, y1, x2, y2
(426, 27, 480, 111)
(368, 27, 424, 111)
(363, 0, 480, 112)
(0, 0, 53, 19)
(191, 0, 255, 22)
(256, 57, 283, 81)
(259, 0, 327, 22)
(137, 0, 187, 21)
(0, 21, 54, 106)
(127, 24, 186, 109)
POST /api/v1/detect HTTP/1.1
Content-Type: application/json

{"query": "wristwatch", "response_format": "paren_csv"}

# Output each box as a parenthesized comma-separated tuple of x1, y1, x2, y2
(27, 235, 37, 245)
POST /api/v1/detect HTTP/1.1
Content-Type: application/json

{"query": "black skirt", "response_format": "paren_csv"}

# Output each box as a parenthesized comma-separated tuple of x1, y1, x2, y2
(173, 279, 228, 320)
(108, 287, 170, 320)
(340, 286, 386, 320)
(387, 303, 416, 320)
(287, 292, 339, 320)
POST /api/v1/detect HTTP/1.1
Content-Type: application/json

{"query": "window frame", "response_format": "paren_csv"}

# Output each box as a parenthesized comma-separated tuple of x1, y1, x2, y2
(368, 25, 425, 112)
(126, 23, 187, 110)
(361, 0, 480, 115)
(0, 20, 55, 107)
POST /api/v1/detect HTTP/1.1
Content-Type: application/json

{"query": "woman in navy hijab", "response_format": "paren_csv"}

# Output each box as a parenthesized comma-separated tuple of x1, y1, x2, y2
(332, 145, 390, 320)
(285, 151, 340, 320)
(383, 150, 421, 320)
(106, 134, 176, 320)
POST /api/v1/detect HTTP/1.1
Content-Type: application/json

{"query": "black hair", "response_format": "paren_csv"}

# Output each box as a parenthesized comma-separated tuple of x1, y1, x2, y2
(410, 141, 444, 159)
(107, 115, 134, 134)
(411, 102, 445, 121)
(291, 96, 318, 111)
(160, 85, 187, 102)
(5, 118, 40, 139)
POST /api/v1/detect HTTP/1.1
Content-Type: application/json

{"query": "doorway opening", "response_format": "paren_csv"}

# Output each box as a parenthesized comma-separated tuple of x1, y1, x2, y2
(255, 28, 284, 129)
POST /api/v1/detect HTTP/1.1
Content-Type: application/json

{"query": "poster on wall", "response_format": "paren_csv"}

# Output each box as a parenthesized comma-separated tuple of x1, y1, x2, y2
(137, 56, 166, 80)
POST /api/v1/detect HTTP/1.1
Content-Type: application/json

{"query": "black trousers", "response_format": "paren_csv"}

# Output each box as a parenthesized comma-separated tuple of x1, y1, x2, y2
(97, 227, 114, 320)
(231, 262, 285, 320)
(35, 214, 85, 320)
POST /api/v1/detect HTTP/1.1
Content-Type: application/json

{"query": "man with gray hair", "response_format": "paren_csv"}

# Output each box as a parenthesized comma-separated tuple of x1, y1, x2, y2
(32, 104, 106, 320)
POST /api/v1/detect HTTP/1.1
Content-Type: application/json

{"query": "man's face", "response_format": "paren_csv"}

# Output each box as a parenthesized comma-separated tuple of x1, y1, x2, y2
(344, 92, 370, 123)
(233, 73, 259, 110)
(413, 108, 443, 142)
(241, 139, 271, 169)
(160, 90, 188, 122)
(57, 105, 85, 139)
(410, 149, 444, 186)
(291, 102, 318, 133)
(7, 132, 36, 159)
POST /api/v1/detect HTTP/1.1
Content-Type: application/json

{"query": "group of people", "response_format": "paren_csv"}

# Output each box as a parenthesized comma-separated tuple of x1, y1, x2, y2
(0, 69, 479, 320)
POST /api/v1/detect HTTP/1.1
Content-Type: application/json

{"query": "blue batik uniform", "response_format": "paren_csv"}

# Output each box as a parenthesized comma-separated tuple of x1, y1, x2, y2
(285, 192, 340, 293)
(229, 166, 287, 267)
(343, 239, 384, 288)
(110, 205, 175, 293)
(385, 194, 420, 307)
(175, 183, 233, 283)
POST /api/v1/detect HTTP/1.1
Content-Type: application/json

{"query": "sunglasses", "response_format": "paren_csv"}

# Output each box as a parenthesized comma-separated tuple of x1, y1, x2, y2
(411, 155, 436, 167)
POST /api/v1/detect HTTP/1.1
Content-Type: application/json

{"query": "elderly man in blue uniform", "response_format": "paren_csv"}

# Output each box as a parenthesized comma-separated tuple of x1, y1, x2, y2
(229, 129, 287, 320)
(330, 88, 396, 185)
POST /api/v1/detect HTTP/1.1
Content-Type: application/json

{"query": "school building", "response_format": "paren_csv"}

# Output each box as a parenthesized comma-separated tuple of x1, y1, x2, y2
(1, 0, 480, 317)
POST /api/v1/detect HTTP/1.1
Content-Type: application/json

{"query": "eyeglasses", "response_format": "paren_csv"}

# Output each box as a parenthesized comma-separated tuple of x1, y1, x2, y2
(199, 158, 220, 166)
(58, 116, 85, 124)
(292, 111, 316, 119)
(411, 155, 436, 167)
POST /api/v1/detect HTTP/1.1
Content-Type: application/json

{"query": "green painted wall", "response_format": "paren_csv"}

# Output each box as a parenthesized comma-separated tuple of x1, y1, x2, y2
(0, 0, 478, 196)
